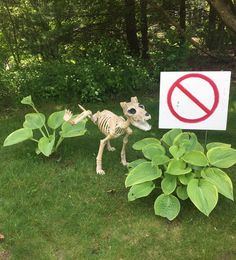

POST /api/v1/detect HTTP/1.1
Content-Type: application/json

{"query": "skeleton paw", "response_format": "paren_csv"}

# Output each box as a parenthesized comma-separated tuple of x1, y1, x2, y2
(96, 169, 105, 175)
(64, 109, 73, 122)
(121, 161, 128, 166)
(107, 147, 116, 152)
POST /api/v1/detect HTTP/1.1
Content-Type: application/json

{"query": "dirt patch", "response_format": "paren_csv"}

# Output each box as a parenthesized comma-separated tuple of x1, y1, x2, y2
(0, 250, 11, 260)
(216, 251, 236, 260)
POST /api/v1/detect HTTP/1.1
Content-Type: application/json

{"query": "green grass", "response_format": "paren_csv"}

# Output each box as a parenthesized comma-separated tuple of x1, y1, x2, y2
(0, 88, 236, 260)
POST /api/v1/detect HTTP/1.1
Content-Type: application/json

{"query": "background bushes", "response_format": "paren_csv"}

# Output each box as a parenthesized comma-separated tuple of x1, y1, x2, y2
(1, 53, 155, 104)
(0, 40, 190, 106)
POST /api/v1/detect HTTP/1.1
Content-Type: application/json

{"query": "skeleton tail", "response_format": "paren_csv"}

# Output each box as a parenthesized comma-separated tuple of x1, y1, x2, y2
(78, 104, 98, 124)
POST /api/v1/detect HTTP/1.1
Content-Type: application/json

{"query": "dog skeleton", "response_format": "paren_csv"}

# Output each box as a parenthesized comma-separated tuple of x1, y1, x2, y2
(64, 96, 151, 175)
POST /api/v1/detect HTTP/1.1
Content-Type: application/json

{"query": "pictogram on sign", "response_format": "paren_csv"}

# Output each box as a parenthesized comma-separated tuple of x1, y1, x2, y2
(167, 73, 219, 123)
(159, 71, 231, 130)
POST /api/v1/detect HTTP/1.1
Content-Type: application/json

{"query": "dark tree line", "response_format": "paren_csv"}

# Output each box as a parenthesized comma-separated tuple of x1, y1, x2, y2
(0, 0, 236, 66)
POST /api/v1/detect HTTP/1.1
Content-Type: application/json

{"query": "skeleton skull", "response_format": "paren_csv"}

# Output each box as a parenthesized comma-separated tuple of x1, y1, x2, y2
(120, 96, 152, 131)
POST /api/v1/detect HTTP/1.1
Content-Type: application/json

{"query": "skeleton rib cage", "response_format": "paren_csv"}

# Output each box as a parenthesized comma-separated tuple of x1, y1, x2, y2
(93, 110, 126, 138)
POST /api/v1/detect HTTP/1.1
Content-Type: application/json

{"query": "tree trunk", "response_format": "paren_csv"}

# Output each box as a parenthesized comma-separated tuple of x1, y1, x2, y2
(3, 1, 21, 65)
(2, 27, 19, 66)
(179, 0, 186, 44)
(216, 20, 226, 49)
(206, 3, 217, 50)
(207, 0, 236, 34)
(140, 0, 149, 58)
(230, 0, 236, 55)
(124, 0, 140, 56)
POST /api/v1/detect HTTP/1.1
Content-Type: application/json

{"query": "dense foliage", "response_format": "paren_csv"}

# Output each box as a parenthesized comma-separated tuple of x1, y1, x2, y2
(125, 129, 236, 220)
(0, 0, 235, 104)
(0, 50, 154, 103)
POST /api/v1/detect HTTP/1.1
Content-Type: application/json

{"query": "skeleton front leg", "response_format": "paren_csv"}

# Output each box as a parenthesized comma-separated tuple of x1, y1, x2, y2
(121, 127, 133, 166)
(96, 135, 113, 175)
(64, 109, 92, 125)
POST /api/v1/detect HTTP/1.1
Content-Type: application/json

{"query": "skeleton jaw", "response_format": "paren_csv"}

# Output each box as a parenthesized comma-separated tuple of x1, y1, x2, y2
(131, 120, 152, 131)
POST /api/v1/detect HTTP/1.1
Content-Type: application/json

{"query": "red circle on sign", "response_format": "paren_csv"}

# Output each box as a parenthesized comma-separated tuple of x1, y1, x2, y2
(167, 73, 219, 123)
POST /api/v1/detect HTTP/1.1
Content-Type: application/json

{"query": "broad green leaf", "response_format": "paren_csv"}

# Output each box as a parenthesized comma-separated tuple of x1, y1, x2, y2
(60, 119, 87, 138)
(132, 138, 161, 150)
(142, 143, 165, 160)
(182, 133, 198, 152)
(128, 159, 147, 169)
(23, 113, 45, 129)
(47, 110, 65, 129)
(173, 132, 190, 146)
(161, 129, 182, 147)
(178, 173, 194, 185)
(161, 175, 177, 195)
(206, 142, 231, 151)
(125, 162, 162, 187)
(195, 142, 205, 152)
(176, 186, 188, 200)
(167, 159, 192, 175)
(38, 135, 55, 157)
(174, 132, 200, 152)
(128, 181, 155, 201)
(169, 145, 185, 159)
(182, 151, 208, 166)
(152, 154, 170, 166)
(21, 95, 34, 106)
(202, 168, 233, 200)
(3, 128, 33, 146)
(154, 194, 180, 221)
(187, 179, 218, 216)
(207, 147, 236, 168)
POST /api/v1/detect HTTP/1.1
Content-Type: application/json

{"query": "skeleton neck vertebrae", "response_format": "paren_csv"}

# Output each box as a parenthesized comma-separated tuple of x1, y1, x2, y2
(64, 96, 151, 175)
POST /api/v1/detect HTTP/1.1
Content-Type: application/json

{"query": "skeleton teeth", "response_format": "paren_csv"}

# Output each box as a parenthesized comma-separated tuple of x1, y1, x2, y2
(131, 121, 151, 131)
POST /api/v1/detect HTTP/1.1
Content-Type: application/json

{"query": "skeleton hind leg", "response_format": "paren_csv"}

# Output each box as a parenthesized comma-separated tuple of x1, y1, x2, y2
(96, 135, 112, 175)
(121, 128, 133, 166)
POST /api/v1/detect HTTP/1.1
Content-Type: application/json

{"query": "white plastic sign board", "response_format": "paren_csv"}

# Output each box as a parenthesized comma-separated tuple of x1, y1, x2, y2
(159, 71, 231, 130)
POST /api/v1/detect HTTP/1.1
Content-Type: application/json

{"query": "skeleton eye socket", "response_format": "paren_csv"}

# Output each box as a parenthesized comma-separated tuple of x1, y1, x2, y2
(127, 108, 136, 114)
(139, 104, 145, 109)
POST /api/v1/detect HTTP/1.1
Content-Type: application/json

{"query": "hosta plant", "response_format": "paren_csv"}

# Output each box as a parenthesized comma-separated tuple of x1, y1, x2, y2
(125, 129, 236, 221)
(3, 96, 87, 156)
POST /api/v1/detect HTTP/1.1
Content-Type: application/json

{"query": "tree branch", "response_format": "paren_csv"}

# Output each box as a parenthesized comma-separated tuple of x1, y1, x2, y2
(207, 0, 236, 34)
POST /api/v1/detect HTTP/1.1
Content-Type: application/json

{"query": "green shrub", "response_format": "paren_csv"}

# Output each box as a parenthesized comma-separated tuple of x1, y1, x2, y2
(0, 36, 193, 104)
(0, 34, 193, 105)
(3, 96, 87, 156)
(125, 129, 236, 221)
(1, 54, 153, 103)
(0, 69, 17, 107)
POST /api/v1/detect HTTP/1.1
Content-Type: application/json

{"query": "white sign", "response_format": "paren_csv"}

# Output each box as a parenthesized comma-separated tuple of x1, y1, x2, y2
(159, 71, 231, 130)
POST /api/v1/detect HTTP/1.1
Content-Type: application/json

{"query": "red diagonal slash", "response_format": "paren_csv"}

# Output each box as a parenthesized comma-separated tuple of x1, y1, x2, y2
(167, 73, 219, 123)
(177, 83, 211, 114)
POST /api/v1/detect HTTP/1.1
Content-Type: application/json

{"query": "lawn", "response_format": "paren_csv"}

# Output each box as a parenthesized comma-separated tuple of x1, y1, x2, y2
(0, 86, 236, 259)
